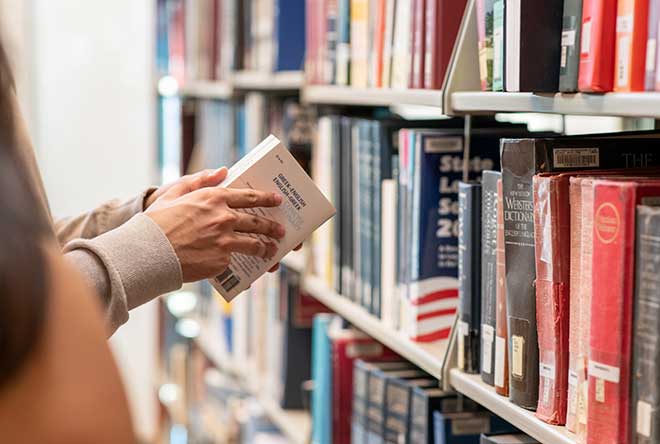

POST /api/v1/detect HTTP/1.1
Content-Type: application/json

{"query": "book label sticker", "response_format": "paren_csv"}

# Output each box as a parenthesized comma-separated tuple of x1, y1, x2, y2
(617, 35, 631, 87)
(561, 45, 568, 68)
(542, 379, 551, 405)
(495, 336, 506, 387)
(540, 362, 555, 380)
(581, 20, 592, 55)
(569, 370, 578, 388)
(637, 400, 653, 437)
(578, 381, 588, 424)
(482, 324, 495, 374)
(616, 14, 634, 33)
(451, 417, 490, 436)
(553, 148, 599, 168)
(511, 335, 525, 378)
(595, 378, 605, 403)
(588, 360, 621, 383)
(562, 30, 576, 47)
(567, 372, 578, 415)
(647, 39, 657, 72)
(425, 136, 462, 154)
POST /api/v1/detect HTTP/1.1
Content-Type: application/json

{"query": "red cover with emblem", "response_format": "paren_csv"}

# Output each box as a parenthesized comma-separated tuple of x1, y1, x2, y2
(588, 179, 660, 444)
(330, 326, 398, 444)
(578, 0, 618, 92)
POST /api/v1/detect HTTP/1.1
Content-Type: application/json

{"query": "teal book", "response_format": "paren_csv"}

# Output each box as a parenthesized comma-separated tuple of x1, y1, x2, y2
(492, 0, 505, 91)
(311, 314, 335, 444)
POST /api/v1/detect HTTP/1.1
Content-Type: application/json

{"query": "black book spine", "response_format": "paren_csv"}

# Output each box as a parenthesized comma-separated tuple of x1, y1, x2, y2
(480, 171, 500, 385)
(632, 205, 660, 444)
(559, 0, 583, 92)
(458, 182, 483, 374)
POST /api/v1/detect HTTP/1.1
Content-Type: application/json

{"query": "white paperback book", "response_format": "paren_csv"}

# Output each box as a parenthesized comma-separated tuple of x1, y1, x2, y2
(212, 135, 336, 301)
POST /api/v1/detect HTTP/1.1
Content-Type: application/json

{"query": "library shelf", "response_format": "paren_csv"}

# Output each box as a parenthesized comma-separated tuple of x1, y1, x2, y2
(450, 91, 660, 118)
(301, 274, 448, 381)
(232, 70, 304, 91)
(449, 370, 575, 444)
(179, 80, 234, 100)
(258, 398, 311, 444)
(302, 85, 446, 109)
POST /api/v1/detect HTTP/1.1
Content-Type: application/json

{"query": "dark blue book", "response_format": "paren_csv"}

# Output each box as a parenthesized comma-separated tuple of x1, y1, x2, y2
(358, 120, 373, 312)
(433, 410, 518, 444)
(382, 378, 437, 444)
(409, 388, 458, 444)
(275, 0, 306, 71)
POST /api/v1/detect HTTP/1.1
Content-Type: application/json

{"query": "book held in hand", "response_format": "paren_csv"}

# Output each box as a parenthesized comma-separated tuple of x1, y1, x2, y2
(212, 135, 336, 301)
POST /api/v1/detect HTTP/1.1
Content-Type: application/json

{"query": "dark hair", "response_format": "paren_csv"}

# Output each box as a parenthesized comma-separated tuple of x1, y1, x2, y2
(0, 40, 50, 384)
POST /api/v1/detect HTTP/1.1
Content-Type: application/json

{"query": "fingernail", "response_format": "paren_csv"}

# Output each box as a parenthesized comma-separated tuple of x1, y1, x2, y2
(277, 225, 286, 238)
(274, 194, 283, 204)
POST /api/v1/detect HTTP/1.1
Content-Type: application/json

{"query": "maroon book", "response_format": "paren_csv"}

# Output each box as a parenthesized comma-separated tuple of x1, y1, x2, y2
(424, 0, 468, 89)
(410, 0, 426, 88)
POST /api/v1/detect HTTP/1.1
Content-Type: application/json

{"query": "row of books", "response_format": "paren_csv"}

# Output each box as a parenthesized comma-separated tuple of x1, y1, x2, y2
(156, 0, 306, 85)
(310, 314, 540, 444)
(477, 0, 660, 92)
(312, 116, 537, 344)
(456, 131, 660, 444)
(305, 0, 467, 90)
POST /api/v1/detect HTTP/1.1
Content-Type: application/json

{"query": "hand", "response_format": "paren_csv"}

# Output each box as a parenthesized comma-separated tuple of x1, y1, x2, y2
(144, 168, 286, 282)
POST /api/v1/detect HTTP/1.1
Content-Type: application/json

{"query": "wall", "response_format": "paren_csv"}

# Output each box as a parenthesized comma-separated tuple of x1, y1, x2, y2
(2, 1, 160, 441)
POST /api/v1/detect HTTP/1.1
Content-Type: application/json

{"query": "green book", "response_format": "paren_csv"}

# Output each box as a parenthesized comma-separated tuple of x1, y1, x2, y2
(559, 0, 583, 92)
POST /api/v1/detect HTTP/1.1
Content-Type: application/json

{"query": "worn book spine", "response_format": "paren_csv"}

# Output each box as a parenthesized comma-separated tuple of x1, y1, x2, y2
(434, 0, 469, 88)
(645, 0, 660, 90)
(614, 0, 650, 92)
(458, 182, 482, 374)
(533, 174, 570, 425)
(632, 205, 660, 444)
(477, 0, 495, 90)
(578, 0, 618, 92)
(495, 179, 509, 397)
(492, 0, 505, 91)
(560, 0, 584, 92)
(566, 177, 583, 433)
(588, 181, 660, 444)
(481, 171, 500, 386)
(501, 140, 539, 409)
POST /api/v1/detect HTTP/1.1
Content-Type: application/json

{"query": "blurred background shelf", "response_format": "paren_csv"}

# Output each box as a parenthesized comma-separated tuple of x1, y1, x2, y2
(258, 398, 311, 444)
(449, 370, 575, 444)
(451, 91, 660, 118)
(232, 70, 304, 91)
(302, 85, 446, 109)
(179, 81, 234, 100)
(301, 274, 448, 381)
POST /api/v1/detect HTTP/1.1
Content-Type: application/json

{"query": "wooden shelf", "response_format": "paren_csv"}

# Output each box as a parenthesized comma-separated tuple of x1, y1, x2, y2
(450, 91, 660, 118)
(232, 70, 304, 91)
(179, 80, 233, 100)
(301, 274, 449, 380)
(449, 370, 575, 444)
(302, 85, 446, 109)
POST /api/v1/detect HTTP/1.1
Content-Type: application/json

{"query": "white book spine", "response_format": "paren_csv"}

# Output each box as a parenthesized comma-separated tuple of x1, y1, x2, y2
(505, 0, 521, 91)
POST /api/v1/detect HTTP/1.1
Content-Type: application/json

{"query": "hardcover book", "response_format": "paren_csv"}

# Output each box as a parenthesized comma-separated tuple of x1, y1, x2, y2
(613, 0, 650, 91)
(433, 410, 519, 444)
(645, 0, 660, 90)
(458, 181, 483, 374)
(409, 388, 458, 444)
(391, 0, 413, 89)
(500, 133, 660, 409)
(495, 179, 509, 397)
(410, 0, 427, 88)
(504, 0, 564, 92)
(632, 205, 660, 444)
(350, 0, 370, 87)
(424, 0, 469, 89)
(211, 135, 336, 301)
(588, 179, 660, 444)
(336, 0, 351, 85)
(492, 0, 506, 91)
(559, 0, 584, 92)
(578, 0, 618, 91)
(311, 314, 335, 444)
(382, 377, 436, 444)
(480, 171, 500, 386)
(275, 0, 307, 71)
(477, 0, 495, 90)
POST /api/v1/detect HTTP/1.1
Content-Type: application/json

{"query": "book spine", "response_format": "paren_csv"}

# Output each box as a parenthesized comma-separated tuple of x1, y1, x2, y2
(381, 0, 397, 87)
(341, 118, 354, 302)
(411, 0, 426, 88)
(533, 175, 570, 425)
(360, 122, 373, 312)
(632, 205, 660, 444)
(477, 0, 495, 90)
(435, 0, 469, 89)
(397, 131, 409, 331)
(408, 390, 428, 444)
(373, 0, 387, 87)
(560, 0, 584, 92)
(566, 177, 583, 433)
(501, 139, 539, 409)
(504, 0, 520, 91)
(381, 179, 397, 328)
(423, 0, 437, 89)
(350, 0, 369, 87)
(494, 179, 509, 396)
(373, 122, 388, 318)
(480, 171, 500, 386)
(492, 0, 505, 91)
(383, 381, 410, 444)
(614, 0, 650, 92)
(645, 0, 660, 91)
(588, 182, 653, 444)
(326, 0, 339, 83)
(352, 123, 363, 305)
(336, 0, 351, 85)
(458, 182, 482, 374)
(578, 0, 618, 92)
(391, 0, 413, 88)
(311, 315, 334, 444)
(332, 119, 343, 294)
(367, 371, 386, 444)
(352, 362, 369, 444)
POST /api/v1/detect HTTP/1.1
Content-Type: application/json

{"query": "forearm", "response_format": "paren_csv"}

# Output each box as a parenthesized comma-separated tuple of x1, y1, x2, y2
(63, 213, 183, 336)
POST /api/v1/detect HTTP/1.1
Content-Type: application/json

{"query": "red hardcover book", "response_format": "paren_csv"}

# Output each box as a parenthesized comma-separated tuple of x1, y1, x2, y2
(330, 326, 398, 444)
(614, 0, 650, 91)
(494, 179, 509, 397)
(426, 0, 468, 90)
(410, 0, 426, 88)
(533, 173, 571, 425)
(588, 179, 660, 444)
(578, 0, 618, 92)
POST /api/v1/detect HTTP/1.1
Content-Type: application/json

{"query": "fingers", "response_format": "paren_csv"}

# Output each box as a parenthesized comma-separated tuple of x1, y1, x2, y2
(233, 212, 285, 239)
(224, 234, 278, 259)
(222, 188, 283, 209)
(269, 263, 280, 273)
(166, 167, 229, 198)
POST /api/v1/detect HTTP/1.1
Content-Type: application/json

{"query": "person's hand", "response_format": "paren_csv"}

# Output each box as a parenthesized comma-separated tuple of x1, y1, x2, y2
(144, 168, 286, 282)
